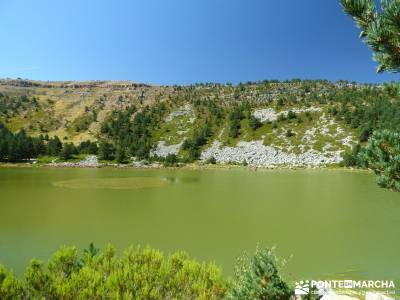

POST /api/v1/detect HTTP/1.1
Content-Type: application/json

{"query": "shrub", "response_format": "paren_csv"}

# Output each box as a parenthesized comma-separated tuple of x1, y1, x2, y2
(287, 110, 297, 120)
(277, 114, 287, 122)
(163, 154, 179, 167)
(341, 144, 361, 167)
(206, 156, 217, 165)
(286, 129, 295, 138)
(277, 98, 285, 106)
(0, 245, 227, 300)
(249, 116, 262, 131)
(0, 265, 23, 299)
(227, 247, 293, 300)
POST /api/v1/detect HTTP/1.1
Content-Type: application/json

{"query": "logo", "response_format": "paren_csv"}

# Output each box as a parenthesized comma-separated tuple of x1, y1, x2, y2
(294, 279, 396, 296)
(295, 280, 310, 295)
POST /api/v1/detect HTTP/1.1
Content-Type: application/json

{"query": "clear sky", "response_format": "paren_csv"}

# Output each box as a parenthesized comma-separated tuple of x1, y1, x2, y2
(0, 0, 397, 85)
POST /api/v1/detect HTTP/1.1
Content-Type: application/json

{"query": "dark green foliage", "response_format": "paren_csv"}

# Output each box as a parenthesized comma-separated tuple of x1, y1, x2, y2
(163, 154, 179, 167)
(249, 116, 262, 131)
(228, 105, 246, 138)
(327, 87, 400, 142)
(277, 97, 285, 106)
(359, 125, 372, 142)
(115, 146, 128, 163)
(342, 144, 362, 167)
(0, 124, 47, 162)
(0, 122, 100, 162)
(0, 123, 12, 160)
(182, 121, 213, 162)
(341, 0, 400, 72)
(229, 120, 241, 138)
(77, 140, 98, 155)
(0, 93, 40, 117)
(0, 245, 227, 299)
(47, 136, 62, 156)
(206, 156, 217, 164)
(101, 104, 167, 160)
(359, 130, 400, 191)
(286, 129, 295, 138)
(227, 247, 293, 300)
(60, 143, 78, 160)
(287, 110, 297, 120)
(98, 142, 115, 161)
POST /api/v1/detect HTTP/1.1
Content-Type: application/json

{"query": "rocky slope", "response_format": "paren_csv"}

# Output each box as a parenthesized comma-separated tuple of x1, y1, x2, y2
(0, 79, 370, 167)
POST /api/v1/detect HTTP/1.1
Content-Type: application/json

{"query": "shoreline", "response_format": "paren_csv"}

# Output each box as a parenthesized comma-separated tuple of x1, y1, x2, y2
(0, 160, 369, 174)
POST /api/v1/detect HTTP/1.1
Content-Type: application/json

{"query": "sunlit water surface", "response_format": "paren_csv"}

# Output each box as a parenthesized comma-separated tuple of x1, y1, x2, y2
(0, 167, 399, 285)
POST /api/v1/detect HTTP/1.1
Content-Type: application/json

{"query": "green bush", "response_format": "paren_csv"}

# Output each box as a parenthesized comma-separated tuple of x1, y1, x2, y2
(0, 265, 23, 299)
(249, 116, 262, 131)
(341, 144, 362, 167)
(206, 156, 217, 164)
(163, 154, 179, 167)
(0, 245, 227, 300)
(227, 247, 293, 300)
(287, 110, 297, 120)
(286, 129, 295, 138)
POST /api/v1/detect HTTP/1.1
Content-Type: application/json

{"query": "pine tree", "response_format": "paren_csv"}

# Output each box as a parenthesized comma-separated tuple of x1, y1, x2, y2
(341, 0, 400, 191)
(341, 0, 400, 72)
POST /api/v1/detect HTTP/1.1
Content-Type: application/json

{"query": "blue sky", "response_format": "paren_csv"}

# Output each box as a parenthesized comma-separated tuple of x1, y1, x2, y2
(0, 0, 397, 84)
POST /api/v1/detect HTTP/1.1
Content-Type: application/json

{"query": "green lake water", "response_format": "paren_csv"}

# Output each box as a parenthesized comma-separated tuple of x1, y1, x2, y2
(0, 167, 399, 285)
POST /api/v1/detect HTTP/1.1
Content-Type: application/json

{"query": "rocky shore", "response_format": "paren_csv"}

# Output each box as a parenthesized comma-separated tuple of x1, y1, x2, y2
(200, 140, 342, 167)
(46, 155, 100, 168)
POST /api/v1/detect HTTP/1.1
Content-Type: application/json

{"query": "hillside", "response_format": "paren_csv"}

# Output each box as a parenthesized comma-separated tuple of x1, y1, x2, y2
(0, 78, 392, 167)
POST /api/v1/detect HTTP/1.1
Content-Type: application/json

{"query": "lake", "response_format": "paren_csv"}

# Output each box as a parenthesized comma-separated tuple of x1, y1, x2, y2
(0, 167, 399, 285)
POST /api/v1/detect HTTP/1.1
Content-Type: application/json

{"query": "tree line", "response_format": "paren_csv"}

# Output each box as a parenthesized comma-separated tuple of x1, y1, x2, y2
(0, 122, 98, 162)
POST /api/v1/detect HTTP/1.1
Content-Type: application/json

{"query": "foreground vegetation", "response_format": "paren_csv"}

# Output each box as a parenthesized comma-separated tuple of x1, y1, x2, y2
(0, 245, 305, 300)
(339, 0, 400, 191)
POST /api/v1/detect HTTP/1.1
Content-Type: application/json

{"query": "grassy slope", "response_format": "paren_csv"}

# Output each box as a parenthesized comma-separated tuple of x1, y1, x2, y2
(0, 80, 357, 155)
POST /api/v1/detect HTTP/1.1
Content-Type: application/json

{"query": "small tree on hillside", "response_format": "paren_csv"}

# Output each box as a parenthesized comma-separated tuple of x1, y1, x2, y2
(340, 0, 400, 73)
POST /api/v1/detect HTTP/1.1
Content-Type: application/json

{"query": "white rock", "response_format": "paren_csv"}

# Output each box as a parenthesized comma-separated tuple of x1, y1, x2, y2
(253, 107, 322, 122)
(165, 104, 194, 122)
(200, 140, 343, 167)
(151, 141, 182, 158)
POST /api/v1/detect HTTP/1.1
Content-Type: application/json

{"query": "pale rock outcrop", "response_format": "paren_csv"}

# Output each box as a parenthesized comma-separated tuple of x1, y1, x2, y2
(201, 140, 342, 167)
(253, 107, 322, 122)
(165, 104, 195, 123)
(151, 141, 182, 158)
(47, 155, 99, 168)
